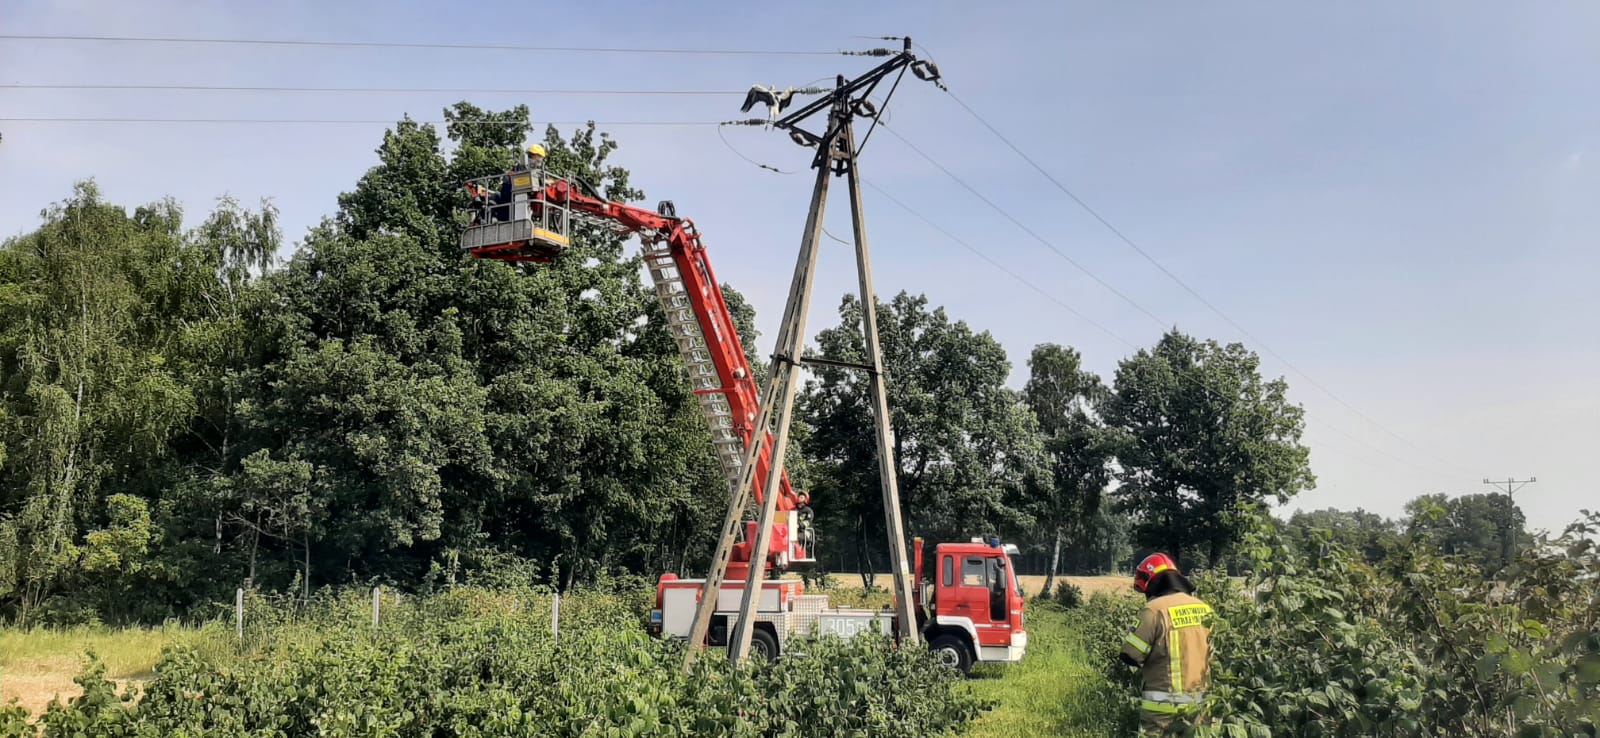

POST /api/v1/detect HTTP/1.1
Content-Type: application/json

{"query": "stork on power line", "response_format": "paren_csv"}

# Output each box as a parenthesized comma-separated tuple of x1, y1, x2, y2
(684, 37, 945, 667)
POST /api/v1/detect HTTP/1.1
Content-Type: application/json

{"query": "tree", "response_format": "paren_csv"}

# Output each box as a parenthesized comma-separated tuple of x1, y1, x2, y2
(0, 183, 278, 623)
(801, 292, 1047, 586)
(1402, 493, 1526, 572)
(0, 104, 782, 622)
(234, 104, 736, 591)
(1021, 343, 1115, 592)
(1103, 330, 1313, 567)
(1282, 507, 1400, 564)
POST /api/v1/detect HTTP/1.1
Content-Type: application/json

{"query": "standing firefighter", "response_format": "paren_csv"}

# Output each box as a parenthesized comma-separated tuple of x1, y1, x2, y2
(1119, 553, 1213, 736)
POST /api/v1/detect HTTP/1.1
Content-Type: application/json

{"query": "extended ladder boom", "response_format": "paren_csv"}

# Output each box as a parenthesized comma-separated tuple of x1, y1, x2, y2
(462, 176, 811, 570)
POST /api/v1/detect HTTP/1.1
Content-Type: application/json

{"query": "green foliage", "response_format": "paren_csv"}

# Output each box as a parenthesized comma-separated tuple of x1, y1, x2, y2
(1404, 492, 1528, 573)
(1281, 507, 1399, 565)
(1069, 592, 1142, 690)
(0, 183, 279, 625)
(1103, 330, 1314, 567)
(1057, 508, 1600, 737)
(80, 494, 152, 575)
(801, 292, 1048, 581)
(1204, 510, 1599, 737)
(0, 588, 987, 737)
(1021, 343, 1116, 592)
(0, 106, 741, 621)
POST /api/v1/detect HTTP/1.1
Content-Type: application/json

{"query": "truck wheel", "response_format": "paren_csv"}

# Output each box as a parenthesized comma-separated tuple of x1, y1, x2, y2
(929, 634, 972, 676)
(750, 628, 779, 664)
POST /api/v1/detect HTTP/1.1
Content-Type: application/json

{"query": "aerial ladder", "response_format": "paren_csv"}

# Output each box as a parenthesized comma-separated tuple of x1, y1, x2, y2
(460, 168, 813, 574)
(457, 38, 1028, 674)
(458, 146, 1027, 675)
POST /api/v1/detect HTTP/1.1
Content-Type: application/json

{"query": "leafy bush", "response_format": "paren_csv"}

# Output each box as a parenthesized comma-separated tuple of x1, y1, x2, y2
(1, 586, 988, 737)
(1194, 510, 1600, 737)
(1052, 581, 1084, 609)
(1066, 593, 1141, 689)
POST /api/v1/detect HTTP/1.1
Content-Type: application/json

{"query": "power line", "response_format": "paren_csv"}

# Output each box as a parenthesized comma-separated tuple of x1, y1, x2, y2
(877, 124, 1172, 330)
(862, 180, 1131, 349)
(859, 179, 1447, 480)
(1, 83, 743, 95)
(0, 33, 838, 56)
(712, 118, 1445, 479)
(0, 117, 717, 126)
(715, 125, 795, 174)
(938, 88, 1471, 473)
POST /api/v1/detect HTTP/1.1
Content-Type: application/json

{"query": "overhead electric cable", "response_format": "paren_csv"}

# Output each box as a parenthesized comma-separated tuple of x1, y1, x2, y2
(0, 83, 744, 95)
(899, 39, 1466, 472)
(0, 117, 717, 126)
(859, 179, 1448, 480)
(879, 124, 1170, 329)
(937, 88, 1471, 472)
(0, 33, 839, 56)
(861, 180, 1130, 348)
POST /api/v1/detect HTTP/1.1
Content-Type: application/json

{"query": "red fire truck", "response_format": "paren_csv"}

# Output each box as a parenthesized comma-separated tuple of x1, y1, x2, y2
(459, 164, 1027, 674)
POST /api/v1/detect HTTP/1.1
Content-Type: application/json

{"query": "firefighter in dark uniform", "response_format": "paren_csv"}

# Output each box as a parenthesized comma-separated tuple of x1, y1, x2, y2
(1119, 553, 1213, 736)
(495, 144, 547, 221)
(795, 493, 815, 556)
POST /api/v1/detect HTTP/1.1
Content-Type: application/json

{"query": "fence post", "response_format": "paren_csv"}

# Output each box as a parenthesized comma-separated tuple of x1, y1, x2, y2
(551, 591, 561, 642)
(372, 586, 381, 627)
(235, 587, 245, 642)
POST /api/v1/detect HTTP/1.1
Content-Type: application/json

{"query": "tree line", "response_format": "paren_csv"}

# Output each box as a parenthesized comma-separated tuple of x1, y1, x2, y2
(0, 103, 1508, 624)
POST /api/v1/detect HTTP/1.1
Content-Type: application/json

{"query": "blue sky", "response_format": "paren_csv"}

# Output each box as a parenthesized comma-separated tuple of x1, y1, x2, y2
(3, 1, 1595, 533)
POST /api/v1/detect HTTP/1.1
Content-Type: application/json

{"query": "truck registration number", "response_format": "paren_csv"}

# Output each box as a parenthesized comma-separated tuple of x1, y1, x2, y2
(816, 615, 891, 638)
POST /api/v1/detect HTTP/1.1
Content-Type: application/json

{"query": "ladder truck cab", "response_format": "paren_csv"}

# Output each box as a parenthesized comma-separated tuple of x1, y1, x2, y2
(459, 157, 1027, 675)
(650, 536, 1026, 675)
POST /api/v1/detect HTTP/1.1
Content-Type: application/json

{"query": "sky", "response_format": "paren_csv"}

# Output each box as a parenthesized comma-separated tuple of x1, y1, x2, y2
(3, 1, 1596, 534)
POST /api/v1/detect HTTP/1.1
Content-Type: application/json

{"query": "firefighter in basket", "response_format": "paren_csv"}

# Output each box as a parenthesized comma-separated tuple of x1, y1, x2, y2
(486, 144, 548, 223)
(1118, 553, 1214, 736)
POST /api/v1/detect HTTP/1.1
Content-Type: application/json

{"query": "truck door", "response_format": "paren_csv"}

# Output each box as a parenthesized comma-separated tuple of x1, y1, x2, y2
(948, 554, 1012, 645)
(986, 556, 1008, 623)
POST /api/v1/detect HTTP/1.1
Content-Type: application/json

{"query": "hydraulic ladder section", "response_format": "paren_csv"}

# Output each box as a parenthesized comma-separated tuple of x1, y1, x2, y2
(643, 244, 745, 488)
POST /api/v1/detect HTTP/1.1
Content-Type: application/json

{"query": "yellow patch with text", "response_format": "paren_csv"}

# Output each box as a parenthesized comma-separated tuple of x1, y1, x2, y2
(1168, 604, 1212, 629)
(512, 175, 533, 188)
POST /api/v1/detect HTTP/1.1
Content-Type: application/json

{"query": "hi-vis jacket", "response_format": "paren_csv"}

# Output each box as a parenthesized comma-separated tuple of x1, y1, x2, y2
(1120, 592, 1214, 697)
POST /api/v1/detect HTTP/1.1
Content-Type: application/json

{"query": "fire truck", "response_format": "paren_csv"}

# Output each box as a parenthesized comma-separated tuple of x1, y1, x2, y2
(459, 160, 1027, 675)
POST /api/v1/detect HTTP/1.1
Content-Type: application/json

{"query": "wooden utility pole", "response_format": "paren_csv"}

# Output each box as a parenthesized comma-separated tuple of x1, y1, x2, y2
(682, 38, 939, 669)
(840, 111, 918, 640)
(1482, 476, 1536, 567)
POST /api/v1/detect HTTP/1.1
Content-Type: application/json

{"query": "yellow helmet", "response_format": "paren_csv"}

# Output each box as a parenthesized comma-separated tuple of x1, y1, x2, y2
(526, 144, 547, 158)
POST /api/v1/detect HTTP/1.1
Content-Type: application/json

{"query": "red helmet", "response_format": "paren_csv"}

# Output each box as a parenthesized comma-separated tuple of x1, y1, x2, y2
(1132, 553, 1180, 594)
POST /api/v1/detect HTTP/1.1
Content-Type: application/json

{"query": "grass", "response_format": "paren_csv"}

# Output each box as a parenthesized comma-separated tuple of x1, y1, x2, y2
(963, 604, 1135, 738)
(1, 625, 176, 679)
